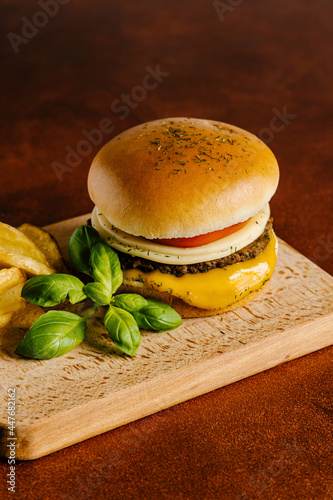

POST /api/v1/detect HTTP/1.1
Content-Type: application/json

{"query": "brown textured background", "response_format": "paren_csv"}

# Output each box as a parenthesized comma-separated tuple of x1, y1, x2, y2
(0, 0, 332, 499)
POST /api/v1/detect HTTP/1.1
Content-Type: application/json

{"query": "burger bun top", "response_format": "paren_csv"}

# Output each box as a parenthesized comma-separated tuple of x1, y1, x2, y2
(88, 117, 279, 239)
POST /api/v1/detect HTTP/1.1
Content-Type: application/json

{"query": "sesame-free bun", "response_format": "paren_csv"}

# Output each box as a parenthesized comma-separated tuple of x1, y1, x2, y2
(88, 117, 279, 239)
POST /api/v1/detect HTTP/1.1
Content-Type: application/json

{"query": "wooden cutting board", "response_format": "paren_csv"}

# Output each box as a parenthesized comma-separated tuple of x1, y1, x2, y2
(1, 214, 333, 460)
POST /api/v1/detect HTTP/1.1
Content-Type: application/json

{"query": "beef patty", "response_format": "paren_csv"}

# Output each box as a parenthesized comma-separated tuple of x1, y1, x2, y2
(116, 218, 274, 277)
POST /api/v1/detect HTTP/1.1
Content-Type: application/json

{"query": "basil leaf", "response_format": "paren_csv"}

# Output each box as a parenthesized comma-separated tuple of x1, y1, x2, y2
(112, 295, 182, 332)
(84, 282, 111, 306)
(21, 274, 87, 307)
(131, 299, 182, 332)
(112, 293, 148, 312)
(15, 311, 86, 359)
(104, 305, 140, 356)
(68, 225, 102, 276)
(90, 242, 123, 294)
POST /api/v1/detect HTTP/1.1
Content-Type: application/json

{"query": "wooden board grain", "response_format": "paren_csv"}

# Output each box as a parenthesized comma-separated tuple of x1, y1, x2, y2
(1, 214, 333, 460)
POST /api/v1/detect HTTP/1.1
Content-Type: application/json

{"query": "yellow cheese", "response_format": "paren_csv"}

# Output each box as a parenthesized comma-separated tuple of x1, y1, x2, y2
(123, 232, 277, 310)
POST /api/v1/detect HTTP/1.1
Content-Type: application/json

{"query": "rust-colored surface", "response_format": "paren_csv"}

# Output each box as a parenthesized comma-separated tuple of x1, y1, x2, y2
(0, 0, 332, 498)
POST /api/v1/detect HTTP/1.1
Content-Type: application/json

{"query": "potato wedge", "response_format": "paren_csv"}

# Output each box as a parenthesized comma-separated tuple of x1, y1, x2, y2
(0, 267, 27, 328)
(0, 221, 55, 275)
(18, 223, 67, 273)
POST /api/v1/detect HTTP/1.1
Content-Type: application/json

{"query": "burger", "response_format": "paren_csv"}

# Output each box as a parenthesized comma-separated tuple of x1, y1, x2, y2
(88, 117, 279, 318)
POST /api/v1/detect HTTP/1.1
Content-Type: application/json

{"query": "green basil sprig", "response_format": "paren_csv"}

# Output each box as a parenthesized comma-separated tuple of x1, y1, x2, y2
(21, 274, 87, 307)
(112, 293, 148, 312)
(83, 282, 111, 306)
(104, 305, 140, 356)
(16, 225, 182, 360)
(68, 225, 102, 277)
(15, 310, 88, 359)
(112, 294, 182, 332)
(90, 242, 123, 294)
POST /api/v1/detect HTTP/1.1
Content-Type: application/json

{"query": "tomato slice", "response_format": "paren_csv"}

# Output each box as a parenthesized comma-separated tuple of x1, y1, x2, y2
(150, 219, 250, 248)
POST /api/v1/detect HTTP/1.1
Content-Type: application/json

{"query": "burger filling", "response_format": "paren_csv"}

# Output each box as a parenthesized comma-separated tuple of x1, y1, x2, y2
(91, 207, 278, 310)
(117, 218, 273, 277)
(119, 230, 277, 310)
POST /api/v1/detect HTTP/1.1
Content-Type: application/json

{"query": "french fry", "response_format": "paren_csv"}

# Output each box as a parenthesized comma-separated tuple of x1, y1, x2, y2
(9, 301, 45, 331)
(18, 223, 67, 273)
(0, 267, 27, 329)
(0, 222, 55, 275)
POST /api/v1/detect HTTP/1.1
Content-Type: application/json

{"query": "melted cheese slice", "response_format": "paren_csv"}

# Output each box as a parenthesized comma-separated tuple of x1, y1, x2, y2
(91, 204, 270, 265)
(122, 232, 277, 310)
